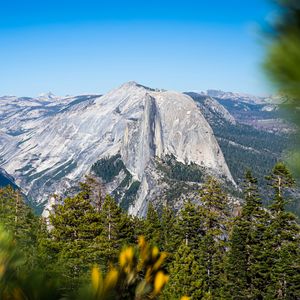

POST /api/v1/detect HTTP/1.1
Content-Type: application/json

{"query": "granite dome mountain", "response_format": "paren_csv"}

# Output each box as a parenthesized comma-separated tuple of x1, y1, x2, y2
(0, 82, 288, 215)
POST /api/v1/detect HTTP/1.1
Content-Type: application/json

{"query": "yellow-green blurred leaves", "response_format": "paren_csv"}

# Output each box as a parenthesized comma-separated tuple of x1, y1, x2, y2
(91, 266, 103, 295)
(153, 271, 169, 296)
(0, 226, 185, 300)
(79, 236, 170, 299)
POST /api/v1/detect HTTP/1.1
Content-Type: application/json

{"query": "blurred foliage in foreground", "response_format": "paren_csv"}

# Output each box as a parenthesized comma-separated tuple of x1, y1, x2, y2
(264, 0, 300, 174)
(0, 228, 175, 300)
(265, 0, 300, 103)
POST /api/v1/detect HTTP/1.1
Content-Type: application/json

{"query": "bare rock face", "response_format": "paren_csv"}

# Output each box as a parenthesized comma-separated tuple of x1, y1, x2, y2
(186, 92, 236, 125)
(0, 82, 234, 215)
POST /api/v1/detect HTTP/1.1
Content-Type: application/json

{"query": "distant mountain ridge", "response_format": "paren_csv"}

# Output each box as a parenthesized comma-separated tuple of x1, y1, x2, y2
(206, 89, 269, 104)
(0, 82, 234, 216)
(0, 82, 289, 215)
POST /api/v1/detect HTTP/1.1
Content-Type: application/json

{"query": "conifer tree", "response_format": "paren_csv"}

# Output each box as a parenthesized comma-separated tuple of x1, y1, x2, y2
(266, 162, 295, 211)
(179, 199, 203, 249)
(160, 203, 179, 253)
(48, 190, 102, 288)
(95, 195, 131, 268)
(263, 163, 300, 299)
(43, 180, 137, 289)
(197, 177, 230, 298)
(225, 171, 268, 299)
(0, 186, 39, 269)
(162, 243, 202, 299)
(144, 202, 162, 247)
(79, 175, 105, 211)
(117, 212, 137, 246)
(131, 215, 146, 240)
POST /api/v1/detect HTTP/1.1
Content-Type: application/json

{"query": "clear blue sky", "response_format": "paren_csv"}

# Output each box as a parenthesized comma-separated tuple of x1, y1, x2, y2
(0, 0, 275, 97)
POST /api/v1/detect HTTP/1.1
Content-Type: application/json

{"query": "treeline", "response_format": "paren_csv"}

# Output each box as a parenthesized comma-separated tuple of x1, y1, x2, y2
(0, 163, 299, 299)
(0, 185, 171, 299)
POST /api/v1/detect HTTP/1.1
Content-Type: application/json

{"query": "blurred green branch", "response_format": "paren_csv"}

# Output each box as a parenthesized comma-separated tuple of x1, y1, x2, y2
(264, 0, 300, 174)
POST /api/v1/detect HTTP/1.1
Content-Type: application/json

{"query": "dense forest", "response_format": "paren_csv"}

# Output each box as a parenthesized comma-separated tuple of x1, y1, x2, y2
(0, 162, 299, 299)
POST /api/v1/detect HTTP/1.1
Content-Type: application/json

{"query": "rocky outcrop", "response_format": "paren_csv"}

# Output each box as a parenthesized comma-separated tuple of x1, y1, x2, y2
(0, 82, 234, 215)
(0, 168, 17, 188)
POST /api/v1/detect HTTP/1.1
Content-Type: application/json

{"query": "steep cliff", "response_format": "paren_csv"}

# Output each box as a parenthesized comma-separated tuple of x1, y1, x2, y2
(0, 82, 234, 215)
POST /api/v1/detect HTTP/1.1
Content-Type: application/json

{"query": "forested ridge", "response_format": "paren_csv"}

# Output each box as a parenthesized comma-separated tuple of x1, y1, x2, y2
(0, 162, 299, 299)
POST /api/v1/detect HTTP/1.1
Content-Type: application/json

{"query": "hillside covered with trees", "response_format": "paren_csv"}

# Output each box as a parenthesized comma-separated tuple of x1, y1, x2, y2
(0, 162, 299, 299)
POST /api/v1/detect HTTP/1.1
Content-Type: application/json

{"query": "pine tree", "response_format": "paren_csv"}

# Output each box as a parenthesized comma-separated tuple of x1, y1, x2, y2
(95, 195, 130, 268)
(79, 175, 105, 212)
(48, 190, 102, 289)
(266, 162, 295, 211)
(197, 177, 230, 298)
(160, 203, 179, 254)
(225, 171, 268, 299)
(41, 176, 140, 289)
(178, 199, 203, 249)
(0, 186, 39, 269)
(263, 163, 300, 299)
(162, 243, 202, 299)
(118, 212, 137, 247)
(143, 202, 162, 248)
